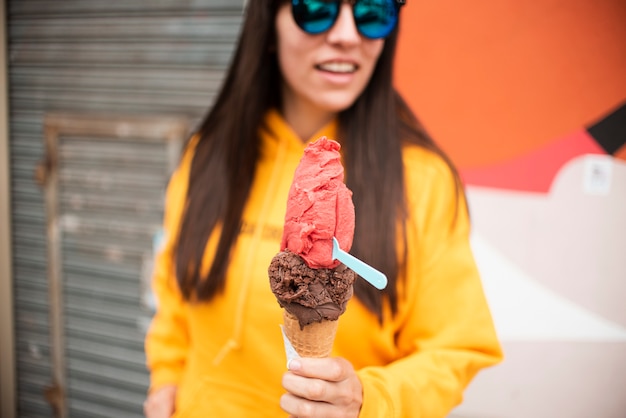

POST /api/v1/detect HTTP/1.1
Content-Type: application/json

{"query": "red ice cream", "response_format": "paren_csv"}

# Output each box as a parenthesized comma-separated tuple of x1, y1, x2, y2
(280, 137, 355, 269)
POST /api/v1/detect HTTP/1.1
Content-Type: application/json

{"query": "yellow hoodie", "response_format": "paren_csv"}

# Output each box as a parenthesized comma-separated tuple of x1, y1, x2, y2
(145, 109, 503, 417)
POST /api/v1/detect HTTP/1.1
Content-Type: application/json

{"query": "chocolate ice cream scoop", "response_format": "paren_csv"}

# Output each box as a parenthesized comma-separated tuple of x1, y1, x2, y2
(268, 250, 356, 329)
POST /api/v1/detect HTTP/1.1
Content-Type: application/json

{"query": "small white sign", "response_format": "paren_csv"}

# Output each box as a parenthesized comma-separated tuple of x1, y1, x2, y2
(583, 155, 613, 195)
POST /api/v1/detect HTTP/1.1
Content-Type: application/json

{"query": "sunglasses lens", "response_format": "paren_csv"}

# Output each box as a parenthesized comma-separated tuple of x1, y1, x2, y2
(354, 0, 399, 39)
(292, 0, 340, 35)
(291, 0, 400, 39)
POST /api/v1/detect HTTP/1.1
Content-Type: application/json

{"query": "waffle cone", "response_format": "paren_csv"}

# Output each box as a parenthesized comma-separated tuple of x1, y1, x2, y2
(283, 311, 338, 358)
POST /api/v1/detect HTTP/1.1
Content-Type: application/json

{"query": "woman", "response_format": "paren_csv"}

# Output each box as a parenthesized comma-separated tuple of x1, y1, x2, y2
(144, 1, 503, 417)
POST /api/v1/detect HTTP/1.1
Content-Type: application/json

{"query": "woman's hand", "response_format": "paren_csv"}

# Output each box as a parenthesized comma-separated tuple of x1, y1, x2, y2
(143, 385, 177, 418)
(281, 357, 363, 418)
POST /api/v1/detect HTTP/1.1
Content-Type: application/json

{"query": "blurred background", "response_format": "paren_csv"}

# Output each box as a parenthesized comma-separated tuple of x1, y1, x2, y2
(0, 1, 624, 417)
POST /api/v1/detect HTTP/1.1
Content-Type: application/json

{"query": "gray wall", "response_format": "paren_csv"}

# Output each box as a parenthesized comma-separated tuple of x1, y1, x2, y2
(7, 1, 243, 416)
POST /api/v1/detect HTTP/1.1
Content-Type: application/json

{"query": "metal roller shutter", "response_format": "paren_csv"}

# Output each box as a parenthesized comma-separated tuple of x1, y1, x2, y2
(7, 1, 245, 416)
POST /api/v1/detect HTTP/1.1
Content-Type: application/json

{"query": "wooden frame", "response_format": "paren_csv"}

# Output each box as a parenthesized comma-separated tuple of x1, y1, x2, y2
(40, 113, 189, 417)
(0, 2, 16, 417)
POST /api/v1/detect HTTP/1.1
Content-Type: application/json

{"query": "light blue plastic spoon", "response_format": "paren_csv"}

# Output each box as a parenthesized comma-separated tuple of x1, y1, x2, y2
(332, 237, 388, 290)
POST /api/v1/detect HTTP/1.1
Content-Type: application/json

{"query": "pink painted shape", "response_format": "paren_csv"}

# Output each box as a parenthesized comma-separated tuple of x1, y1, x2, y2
(460, 130, 605, 193)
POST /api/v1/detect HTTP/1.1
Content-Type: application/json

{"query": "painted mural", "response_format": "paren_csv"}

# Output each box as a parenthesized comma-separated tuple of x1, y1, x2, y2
(395, 1, 626, 417)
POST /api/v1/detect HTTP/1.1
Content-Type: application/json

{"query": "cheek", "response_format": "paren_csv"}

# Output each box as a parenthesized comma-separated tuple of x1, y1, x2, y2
(365, 41, 385, 66)
(277, 41, 303, 83)
(277, 33, 319, 85)
(357, 42, 384, 87)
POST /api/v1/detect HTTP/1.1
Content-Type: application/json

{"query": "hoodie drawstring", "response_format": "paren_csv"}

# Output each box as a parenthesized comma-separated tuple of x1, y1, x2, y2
(213, 138, 288, 365)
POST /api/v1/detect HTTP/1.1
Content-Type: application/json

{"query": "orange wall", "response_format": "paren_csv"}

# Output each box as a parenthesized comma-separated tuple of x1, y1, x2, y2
(395, 0, 626, 168)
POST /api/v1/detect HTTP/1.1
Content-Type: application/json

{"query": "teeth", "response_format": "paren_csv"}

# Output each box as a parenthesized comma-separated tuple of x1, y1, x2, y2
(318, 62, 356, 73)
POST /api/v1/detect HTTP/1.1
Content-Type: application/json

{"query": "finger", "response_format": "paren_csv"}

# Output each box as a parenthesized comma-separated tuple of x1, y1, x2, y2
(143, 398, 172, 418)
(288, 357, 351, 382)
(283, 371, 332, 402)
(280, 392, 339, 418)
(143, 404, 163, 418)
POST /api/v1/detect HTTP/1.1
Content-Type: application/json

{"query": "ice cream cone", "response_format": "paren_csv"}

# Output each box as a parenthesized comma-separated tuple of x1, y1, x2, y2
(283, 311, 338, 358)
(270, 138, 356, 359)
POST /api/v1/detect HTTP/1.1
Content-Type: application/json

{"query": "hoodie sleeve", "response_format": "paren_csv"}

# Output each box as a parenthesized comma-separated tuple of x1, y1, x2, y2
(357, 149, 503, 417)
(144, 139, 195, 392)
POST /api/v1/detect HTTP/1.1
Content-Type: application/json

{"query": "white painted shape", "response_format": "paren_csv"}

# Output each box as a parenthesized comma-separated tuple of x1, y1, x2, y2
(471, 234, 626, 342)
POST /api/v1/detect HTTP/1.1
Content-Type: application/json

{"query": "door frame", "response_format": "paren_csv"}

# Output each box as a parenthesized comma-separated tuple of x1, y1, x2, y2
(0, 1, 16, 417)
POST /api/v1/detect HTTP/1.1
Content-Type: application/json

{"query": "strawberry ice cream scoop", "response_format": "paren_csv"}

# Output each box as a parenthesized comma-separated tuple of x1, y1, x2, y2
(280, 137, 355, 269)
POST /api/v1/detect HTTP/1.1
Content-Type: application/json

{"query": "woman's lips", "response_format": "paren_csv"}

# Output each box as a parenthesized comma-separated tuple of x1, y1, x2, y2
(315, 62, 358, 73)
(315, 61, 359, 84)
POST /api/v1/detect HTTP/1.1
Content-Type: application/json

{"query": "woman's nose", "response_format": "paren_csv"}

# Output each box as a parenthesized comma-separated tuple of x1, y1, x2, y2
(326, 3, 361, 46)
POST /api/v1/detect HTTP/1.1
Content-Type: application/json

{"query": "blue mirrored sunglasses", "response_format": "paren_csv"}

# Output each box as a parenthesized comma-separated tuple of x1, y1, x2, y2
(291, 0, 405, 40)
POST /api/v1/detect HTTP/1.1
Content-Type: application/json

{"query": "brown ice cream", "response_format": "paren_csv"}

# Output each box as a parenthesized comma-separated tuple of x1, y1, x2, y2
(269, 250, 356, 329)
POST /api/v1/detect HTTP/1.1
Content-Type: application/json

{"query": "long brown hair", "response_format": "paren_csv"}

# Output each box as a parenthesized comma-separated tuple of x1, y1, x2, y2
(176, 0, 463, 320)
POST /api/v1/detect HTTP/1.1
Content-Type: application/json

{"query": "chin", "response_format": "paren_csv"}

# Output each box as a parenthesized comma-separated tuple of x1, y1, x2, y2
(315, 97, 360, 114)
